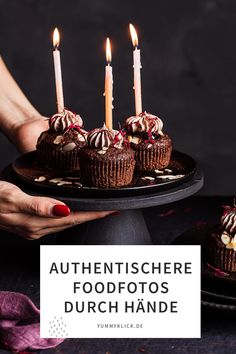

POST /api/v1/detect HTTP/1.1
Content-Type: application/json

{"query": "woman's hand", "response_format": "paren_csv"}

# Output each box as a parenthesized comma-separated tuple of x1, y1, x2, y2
(0, 181, 114, 239)
(13, 115, 49, 154)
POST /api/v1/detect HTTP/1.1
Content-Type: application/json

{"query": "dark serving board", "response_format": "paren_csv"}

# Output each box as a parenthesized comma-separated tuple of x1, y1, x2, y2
(11, 150, 197, 198)
(172, 228, 236, 311)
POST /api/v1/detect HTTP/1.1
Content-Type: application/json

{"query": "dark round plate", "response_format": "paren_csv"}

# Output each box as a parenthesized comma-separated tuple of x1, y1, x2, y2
(172, 228, 236, 310)
(201, 300, 236, 312)
(12, 150, 197, 198)
(202, 289, 236, 305)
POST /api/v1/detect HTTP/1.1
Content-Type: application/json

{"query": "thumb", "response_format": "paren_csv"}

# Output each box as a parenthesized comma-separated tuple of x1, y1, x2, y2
(19, 195, 70, 217)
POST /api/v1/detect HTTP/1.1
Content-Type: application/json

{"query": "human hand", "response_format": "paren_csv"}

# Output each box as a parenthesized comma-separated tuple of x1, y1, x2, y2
(13, 115, 49, 154)
(0, 181, 114, 239)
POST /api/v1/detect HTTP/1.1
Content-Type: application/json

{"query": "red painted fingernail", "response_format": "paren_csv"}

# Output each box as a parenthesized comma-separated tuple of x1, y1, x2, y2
(53, 204, 70, 217)
(111, 211, 120, 216)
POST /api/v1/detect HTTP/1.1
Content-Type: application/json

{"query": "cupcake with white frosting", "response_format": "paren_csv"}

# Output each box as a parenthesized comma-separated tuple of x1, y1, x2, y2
(79, 124, 135, 188)
(36, 109, 87, 172)
(207, 204, 236, 272)
(124, 112, 172, 172)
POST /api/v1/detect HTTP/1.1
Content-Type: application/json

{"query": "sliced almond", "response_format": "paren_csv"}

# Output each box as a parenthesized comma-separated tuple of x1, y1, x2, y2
(34, 176, 46, 182)
(57, 181, 73, 186)
(154, 169, 164, 174)
(53, 135, 63, 144)
(77, 135, 86, 142)
(157, 175, 184, 180)
(221, 232, 231, 245)
(49, 178, 63, 183)
(75, 182, 83, 187)
(131, 136, 140, 145)
(141, 176, 155, 181)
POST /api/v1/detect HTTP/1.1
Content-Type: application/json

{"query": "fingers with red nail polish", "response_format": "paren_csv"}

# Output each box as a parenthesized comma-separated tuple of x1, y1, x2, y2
(0, 181, 121, 240)
(52, 205, 71, 217)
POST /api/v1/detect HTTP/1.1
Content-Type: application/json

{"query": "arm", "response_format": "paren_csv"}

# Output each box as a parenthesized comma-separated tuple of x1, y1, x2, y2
(0, 56, 48, 153)
(0, 57, 115, 239)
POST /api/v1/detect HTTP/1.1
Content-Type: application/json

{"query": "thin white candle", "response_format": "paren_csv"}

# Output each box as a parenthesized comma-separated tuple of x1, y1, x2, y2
(53, 28, 64, 113)
(129, 23, 142, 116)
(105, 38, 113, 130)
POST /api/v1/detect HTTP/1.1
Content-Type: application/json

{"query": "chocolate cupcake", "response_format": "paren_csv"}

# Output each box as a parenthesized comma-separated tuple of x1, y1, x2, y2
(207, 205, 236, 272)
(125, 112, 172, 172)
(79, 124, 135, 188)
(37, 109, 87, 172)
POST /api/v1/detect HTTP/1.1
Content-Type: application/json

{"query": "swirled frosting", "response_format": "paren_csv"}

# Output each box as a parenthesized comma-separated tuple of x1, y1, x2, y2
(221, 210, 236, 234)
(87, 124, 125, 150)
(220, 208, 236, 250)
(125, 112, 163, 134)
(49, 109, 83, 132)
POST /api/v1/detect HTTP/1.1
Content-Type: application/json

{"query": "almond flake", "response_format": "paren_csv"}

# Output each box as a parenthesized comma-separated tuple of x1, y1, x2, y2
(57, 181, 73, 186)
(53, 135, 63, 144)
(157, 174, 184, 180)
(75, 182, 83, 187)
(132, 136, 140, 145)
(221, 232, 231, 245)
(49, 178, 63, 183)
(141, 176, 155, 181)
(154, 169, 164, 174)
(77, 135, 86, 142)
(34, 176, 46, 182)
(97, 150, 107, 154)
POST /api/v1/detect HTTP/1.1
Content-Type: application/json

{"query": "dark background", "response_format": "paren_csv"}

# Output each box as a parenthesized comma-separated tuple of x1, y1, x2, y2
(0, 0, 236, 195)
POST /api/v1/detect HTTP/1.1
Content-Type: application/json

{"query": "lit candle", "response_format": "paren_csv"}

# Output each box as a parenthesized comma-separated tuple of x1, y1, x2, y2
(129, 23, 142, 116)
(105, 37, 113, 130)
(53, 28, 64, 113)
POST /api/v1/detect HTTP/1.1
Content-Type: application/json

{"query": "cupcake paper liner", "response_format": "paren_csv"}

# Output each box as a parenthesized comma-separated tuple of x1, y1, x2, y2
(79, 150, 135, 188)
(207, 233, 236, 272)
(37, 137, 81, 172)
(130, 135, 172, 172)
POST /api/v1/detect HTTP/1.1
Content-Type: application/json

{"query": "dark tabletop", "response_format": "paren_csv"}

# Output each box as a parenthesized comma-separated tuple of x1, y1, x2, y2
(0, 196, 235, 354)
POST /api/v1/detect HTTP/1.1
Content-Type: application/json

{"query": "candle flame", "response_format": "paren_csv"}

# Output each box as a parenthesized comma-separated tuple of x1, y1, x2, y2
(106, 37, 112, 63)
(53, 27, 60, 48)
(129, 23, 138, 47)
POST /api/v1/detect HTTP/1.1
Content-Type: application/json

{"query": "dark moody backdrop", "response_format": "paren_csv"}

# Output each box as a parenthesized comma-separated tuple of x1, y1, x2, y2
(0, 0, 236, 195)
